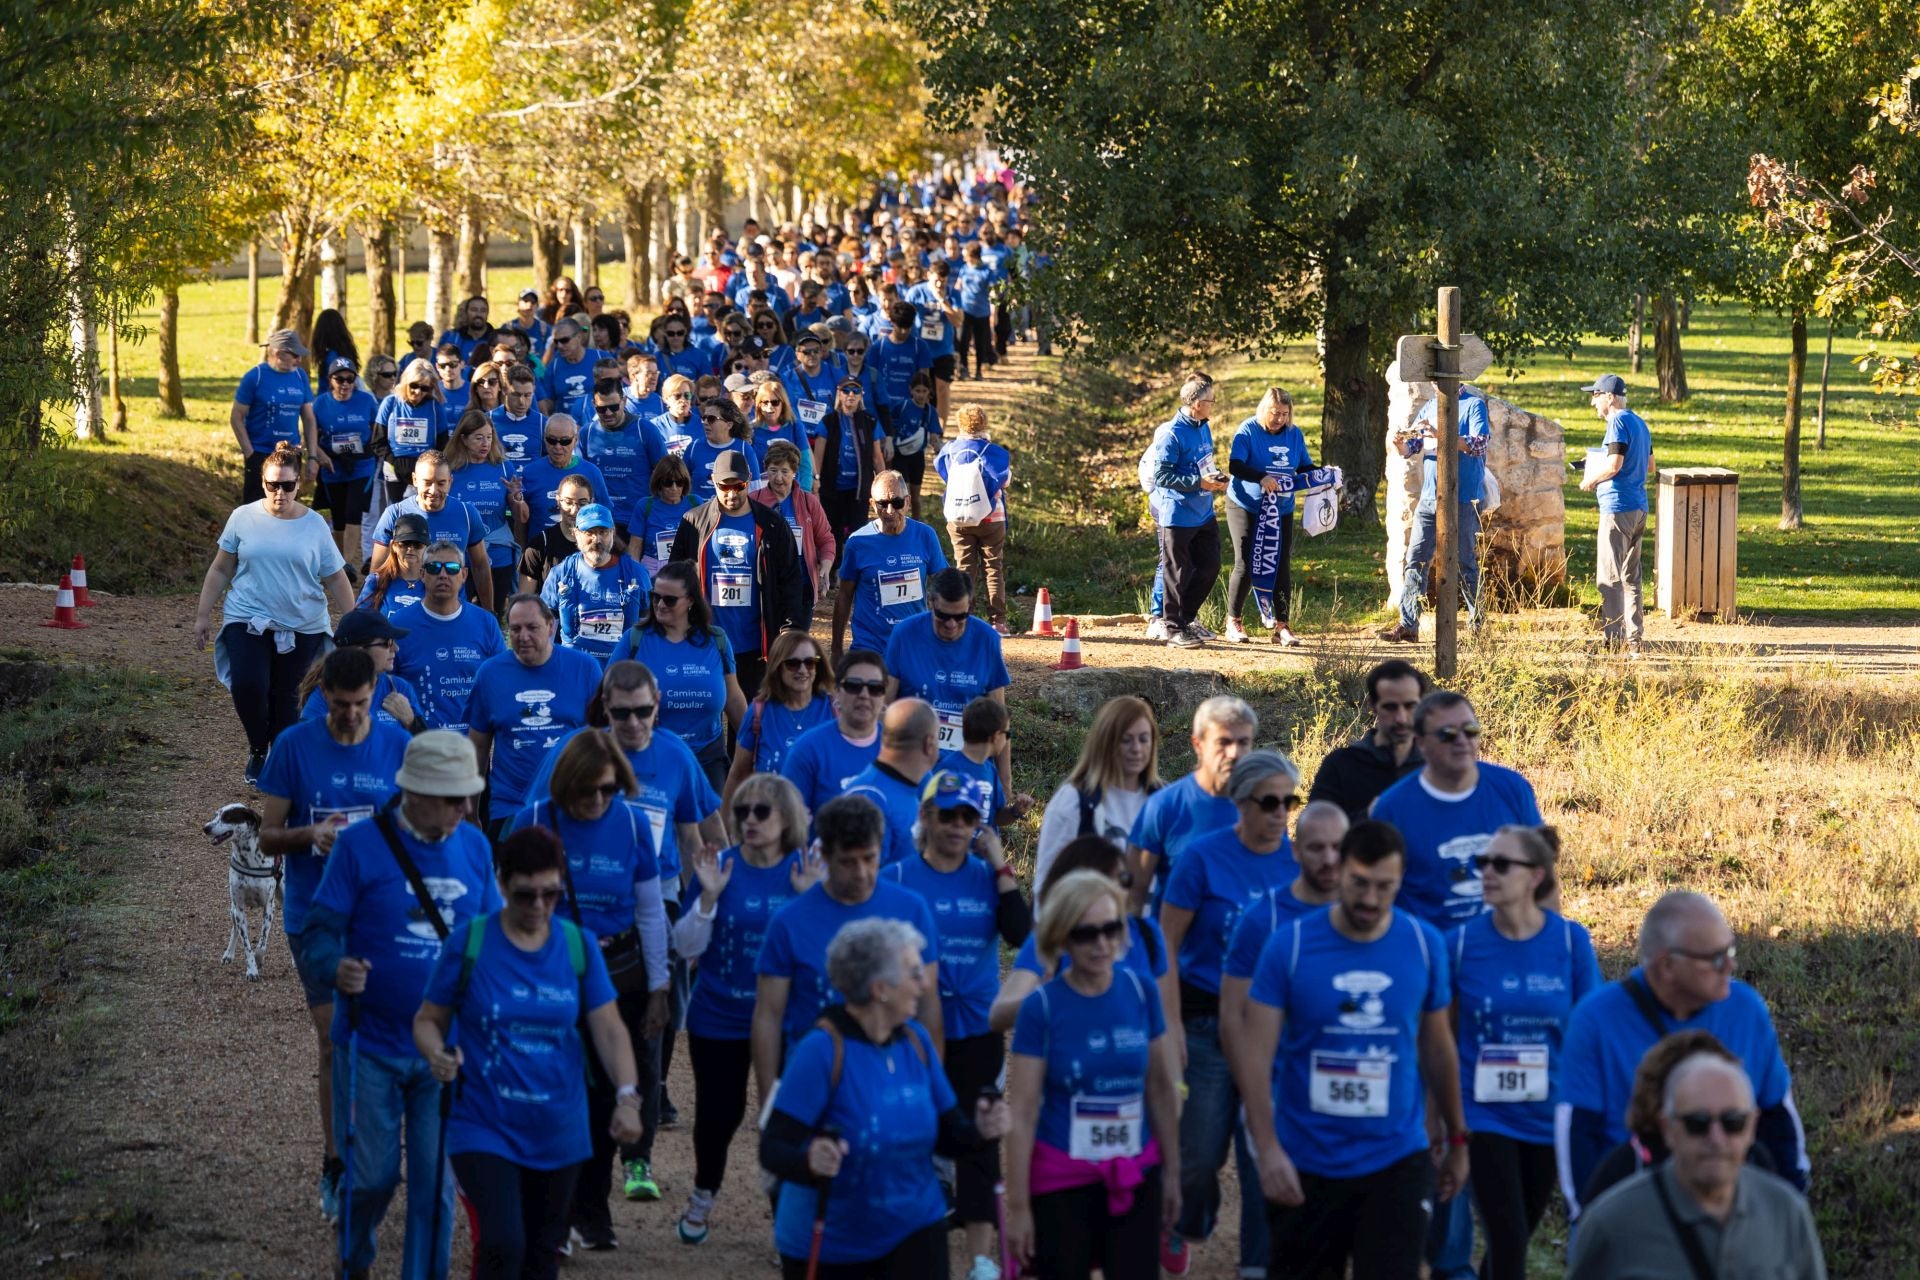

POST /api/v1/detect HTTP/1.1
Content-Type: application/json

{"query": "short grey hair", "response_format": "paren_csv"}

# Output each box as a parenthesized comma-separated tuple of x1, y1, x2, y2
(1638, 890, 1722, 966)
(425, 537, 465, 564)
(1296, 800, 1350, 837)
(826, 917, 927, 1005)
(1662, 1052, 1754, 1114)
(1192, 694, 1258, 739)
(1178, 374, 1215, 407)
(1228, 749, 1300, 801)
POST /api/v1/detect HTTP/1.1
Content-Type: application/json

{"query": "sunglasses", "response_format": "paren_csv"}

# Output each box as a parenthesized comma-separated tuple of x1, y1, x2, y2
(595, 403, 624, 415)
(783, 656, 819, 671)
(509, 887, 564, 905)
(1471, 854, 1537, 875)
(473, 378, 499, 389)
(586, 293, 605, 302)
(1675, 1109, 1752, 1137)
(664, 329, 688, 339)
(1067, 919, 1127, 946)
(607, 703, 656, 721)
(329, 372, 357, 383)
(755, 320, 779, 330)
(650, 591, 686, 608)
(933, 608, 970, 624)
(1672, 943, 1739, 972)
(839, 678, 886, 697)
(1249, 793, 1304, 814)
(936, 807, 980, 826)
(590, 782, 620, 799)
(423, 560, 464, 576)
(873, 497, 907, 510)
(262, 479, 299, 493)
(717, 481, 748, 493)
(733, 802, 774, 822)
(1429, 723, 1483, 743)
(545, 436, 577, 447)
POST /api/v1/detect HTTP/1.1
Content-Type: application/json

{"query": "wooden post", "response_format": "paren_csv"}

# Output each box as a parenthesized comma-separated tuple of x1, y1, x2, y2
(397, 225, 408, 324)
(245, 238, 261, 345)
(1431, 287, 1462, 679)
(1815, 314, 1834, 451)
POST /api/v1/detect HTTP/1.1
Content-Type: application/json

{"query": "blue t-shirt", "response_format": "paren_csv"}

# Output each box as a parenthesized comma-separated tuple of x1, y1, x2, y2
(772, 1021, 954, 1263)
(372, 495, 484, 553)
(885, 614, 1010, 752)
(447, 462, 515, 568)
(611, 626, 735, 752)
(490, 407, 545, 468)
(1012, 915, 1168, 985)
(1369, 764, 1544, 929)
(751, 416, 817, 491)
(702, 511, 766, 657)
(886, 400, 941, 457)
(391, 602, 505, 731)
(299, 669, 421, 733)
(1226, 418, 1313, 514)
(581, 416, 652, 516)
(356, 574, 425, 622)
(645, 411, 700, 473)
(683, 436, 760, 507)
(1222, 885, 1326, 982)
(1162, 825, 1299, 995)
(867, 336, 928, 410)
(935, 749, 1006, 830)
(1127, 774, 1238, 910)
(423, 915, 616, 1169)
(1248, 909, 1451, 1179)
(1598, 408, 1653, 515)
(838, 519, 949, 654)
(1412, 389, 1490, 507)
(539, 553, 650, 661)
(780, 721, 881, 816)
(508, 798, 660, 938)
(783, 364, 841, 433)
(756, 882, 940, 1044)
(1449, 911, 1602, 1143)
(1011, 969, 1166, 1155)
(681, 849, 804, 1039)
(844, 762, 926, 867)
(883, 854, 1003, 1038)
(314, 389, 378, 482)
(310, 816, 502, 1057)
(234, 363, 313, 452)
(904, 281, 956, 356)
(953, 263, 999, 317)
(376, 393, 449, 461)
(257, 719, 409, 935)
(629, 494, 693, 566)
(463, 647, 604, 808)
(519, 457, 611, 532)
(525, 726, 718, 885)
(542, 349, 606, 406)
(741, 695, 836, 776)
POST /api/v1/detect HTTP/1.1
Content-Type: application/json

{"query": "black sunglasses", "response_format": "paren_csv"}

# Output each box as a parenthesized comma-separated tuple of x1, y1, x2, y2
(1471, 854, 1537, 875)
(607, 704, 656, 721)
(933, 608, 970, 624)
(422, 560, 464, 576)
(733, 802, 774, 822)
(1249, 793, 1304, 814)
(591, 782, 620, 799)
(509, 887, 563, 905)
(650, 591, 686, 608)
(1676, 1109, 1751, 1137)
(873, 497, 907, 510)
(936, 807, 980, 826)
(262, 479, 299, 493)
(1066, 919, 1126, 946)
(595, 403, 623, 415)
(1430, 723, 1483, 743)
(839, 678, 886, 697)
(783, 656, 819, 671)
(545, 436, 577, 447)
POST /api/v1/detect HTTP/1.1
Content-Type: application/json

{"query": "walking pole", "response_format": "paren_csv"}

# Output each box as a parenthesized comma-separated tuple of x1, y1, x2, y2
(981, 1086, 1015, 1280)
(805, 1125, 841, 1280)
(339, 995, 361, 1280)
(428, 1072, 453, 1279)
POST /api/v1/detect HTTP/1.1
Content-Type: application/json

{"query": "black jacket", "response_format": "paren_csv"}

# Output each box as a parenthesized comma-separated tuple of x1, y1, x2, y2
(668, 498, 807, 649)
(1307, 732, 1423, 822)
(815, 409, 878, 507)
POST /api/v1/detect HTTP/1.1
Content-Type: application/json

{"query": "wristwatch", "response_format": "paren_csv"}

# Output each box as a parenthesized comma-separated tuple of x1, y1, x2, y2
(616, 1085, 642, 1108)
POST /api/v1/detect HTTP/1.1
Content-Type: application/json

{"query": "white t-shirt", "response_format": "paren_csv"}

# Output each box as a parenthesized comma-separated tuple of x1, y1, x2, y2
(1033, 783, 1150, 903)
(215, 502, 345, 634)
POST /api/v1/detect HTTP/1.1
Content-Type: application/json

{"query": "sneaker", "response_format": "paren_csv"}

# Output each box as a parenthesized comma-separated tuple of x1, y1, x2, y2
(243, 751, 266, 787)
(571, 1224, 618, 1251)
(1188, 621, 1217, 640)
(966, 1255, 1002, 1280)
(623, 1157, 661, 1201)
(991, 622, 1013, 637)
(677, 1189, 716, 1244)
(1167, 625, 1205, 650)
(555, 1234, 573, 1260)
(1273, 626, 1301, 647)
(1626, 642, 1644, 661)
(1222, 620, 1250, 644)
(319, 1156, 344, 1222)
(659, 1096, 681, 1130)
(1377, 623, 1418, 643)
(1144, 617, 1170, 641)
(1161, 1233, 1192, 1276)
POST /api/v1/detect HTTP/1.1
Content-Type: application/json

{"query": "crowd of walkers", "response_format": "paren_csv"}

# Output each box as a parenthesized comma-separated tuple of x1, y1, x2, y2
(194, 174, 1814, 1280)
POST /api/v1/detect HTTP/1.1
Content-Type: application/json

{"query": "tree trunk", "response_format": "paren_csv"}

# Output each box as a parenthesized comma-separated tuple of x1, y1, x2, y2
(272, 213, 319, 340)
(1628, 291, 1644, 375)
(318, 232, 347, 315)
(530, 219, 564, 292)
(107, 315, 127, 432)
(425, 220, 456, 334)
(621, 183, 655, 311)
(68, 295, 100, 440)
(1815, 314, 1834, 450)
(674, 191, 691, 261)
(1318, 303, 1386, 524)
(790, 180, 803, 225)
(362, 219, 397, 357)
(396, 224, 408, 323)
(703, 165, 725, 240)
(456, 200, 488, 300)
(654, 191, 673, 304)
(1654, 289, 1687, 403)
(746, 161, 763, 226)
(245, 238, 261, 345)
(1780, 309, 1806, 530)
(1679, 295, 1690, 330)
(157, 285, 187, 418)
(572, 211, 598, 287)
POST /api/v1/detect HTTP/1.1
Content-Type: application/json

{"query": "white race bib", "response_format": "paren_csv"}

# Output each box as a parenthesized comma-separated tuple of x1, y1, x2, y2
(936, 710, 964, 753)
(797, 399, 828, 425)
(329, 433, 364, 456)
(1309, 1051, 1391, 1118)
(1069, 1094, 1143, 1161)
(312, 804, 374, 829)
(652, 531, 675, 562)
(641, 805, 669, 861)
(391, 417, 430, 448)
(1472, 1044, 1549, 1104)
(713, 571, 753, 609)
(579, 608, 624, 641)
(919, 317, 945, 343)
(877, 568, 924, 606)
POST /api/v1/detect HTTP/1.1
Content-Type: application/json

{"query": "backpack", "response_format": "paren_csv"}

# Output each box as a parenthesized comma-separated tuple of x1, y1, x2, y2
(449, 913, 594, 1083)
(943, 448, 992, 527)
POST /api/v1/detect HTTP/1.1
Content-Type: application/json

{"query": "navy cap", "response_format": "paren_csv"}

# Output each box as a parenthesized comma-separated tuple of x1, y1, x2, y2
(920, 770, 980, 814)
(335, 608, 409, 647)
(389, 512, 431, 545)
(327, 355, 358, 375)
(1581, 373, 1627, 396)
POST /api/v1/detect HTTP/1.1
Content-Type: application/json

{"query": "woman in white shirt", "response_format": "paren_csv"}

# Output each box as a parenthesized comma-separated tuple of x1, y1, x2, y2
(1033, 695, 1162, 896)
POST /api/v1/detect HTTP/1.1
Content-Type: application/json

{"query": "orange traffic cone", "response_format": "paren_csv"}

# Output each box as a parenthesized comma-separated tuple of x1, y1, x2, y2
(1052, 617, 1084, 670)
(69, 554, 96, 606)
(41, 573, 88, 629)
(1028, 587, 1056, 636)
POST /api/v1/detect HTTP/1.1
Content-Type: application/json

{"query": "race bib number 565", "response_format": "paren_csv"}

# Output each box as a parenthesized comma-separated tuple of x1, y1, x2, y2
(1310, 1051, 1390, 1118)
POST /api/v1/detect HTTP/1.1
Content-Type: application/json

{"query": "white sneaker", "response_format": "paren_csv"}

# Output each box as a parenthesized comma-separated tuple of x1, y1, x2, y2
(1144, 617, 1170, 641)
(1223, 620, 1250, 644)
(966, 1256, 1002, 1280)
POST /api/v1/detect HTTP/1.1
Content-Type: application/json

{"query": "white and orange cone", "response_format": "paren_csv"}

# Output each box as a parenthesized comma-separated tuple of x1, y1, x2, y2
(1052, 617, 1084, 670)
(1028, 587, 1056, 636)
(41, 573, 88, 629)
(69, 554, 96, 607)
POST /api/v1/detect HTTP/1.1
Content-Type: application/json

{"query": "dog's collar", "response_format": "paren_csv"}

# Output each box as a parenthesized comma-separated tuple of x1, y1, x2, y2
(231, 854, 283, 882)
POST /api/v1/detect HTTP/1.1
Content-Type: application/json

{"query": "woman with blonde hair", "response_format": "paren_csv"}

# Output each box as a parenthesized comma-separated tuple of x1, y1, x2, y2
(1222, 385, 1313, 646)
(1033, 695, 1162, 892)
(933, 402, 1013, 632)
(446, 409, 526, 613)
(749, 377, 817, 492)
(721, 626, 835, 803)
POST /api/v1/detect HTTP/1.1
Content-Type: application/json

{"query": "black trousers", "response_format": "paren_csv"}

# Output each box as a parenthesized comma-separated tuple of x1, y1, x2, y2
(1265, 1148, 1434, 1280)
(1224, 502, 1295, 624)
(1031, 1168, 1163, 1280)
(1156, 519, 1221, 630)
(221, 623, 327, 758)
(689, 1034, 755, 1193)
(453, 1151, 579, 1280)
(958, 313, 996, 373)
(942, 1031, 1005, 1224)
(779, 1220, 949, 1280)
(821, 490, 865, 575)
(1469, 1132, 1556, 1280)
(569, 984, 662, 1233)
(736, 650, 768, 708)
(242, 450, 269, 504)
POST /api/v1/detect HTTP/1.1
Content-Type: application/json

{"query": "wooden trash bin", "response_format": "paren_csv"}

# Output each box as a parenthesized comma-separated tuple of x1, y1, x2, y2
(1655, 467, 1738, 620)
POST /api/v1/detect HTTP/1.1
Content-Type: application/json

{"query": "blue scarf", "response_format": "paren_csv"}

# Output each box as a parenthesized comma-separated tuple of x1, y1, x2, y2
(1251, 465, 1341, 626)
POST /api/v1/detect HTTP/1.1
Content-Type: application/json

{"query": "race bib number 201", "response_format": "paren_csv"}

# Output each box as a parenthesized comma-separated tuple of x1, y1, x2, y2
(1310, 1051, 1390, 1118)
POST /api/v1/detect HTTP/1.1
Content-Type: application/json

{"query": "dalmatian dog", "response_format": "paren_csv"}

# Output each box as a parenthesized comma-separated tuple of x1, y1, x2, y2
(204, 803, 281, 980)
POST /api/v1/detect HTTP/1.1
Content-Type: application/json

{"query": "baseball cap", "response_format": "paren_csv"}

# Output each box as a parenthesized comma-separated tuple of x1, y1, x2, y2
(712, 452, 752, 484)
(327, 355, 358, 376)
(334, 609, 409, 647)
(723, 373, 751, 393)
(920, 770, 980, 814)
(575, 503, 614, 531)
(389, 512, 431, 545)
(794, 328, 826, 350)
(518, 288, 540, 302)
(266, 329, 309, 357)
(836, 376, 864, 393)
(395, 731, 485, 797)
(1580, 373, 1628, 396)
(825, 316, 853, 335)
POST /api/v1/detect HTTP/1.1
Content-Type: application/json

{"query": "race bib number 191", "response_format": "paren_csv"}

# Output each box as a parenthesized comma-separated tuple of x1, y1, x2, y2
(1473, 1045, 1549, 1103)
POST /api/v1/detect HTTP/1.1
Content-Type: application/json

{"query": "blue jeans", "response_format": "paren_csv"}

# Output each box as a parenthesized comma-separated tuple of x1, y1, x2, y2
(1426, 1182, 1475, 1280)
(1176, 1015, 1268, 1274)
(1399, 501, 1482, 631)
(332, 1045, 454, 1278)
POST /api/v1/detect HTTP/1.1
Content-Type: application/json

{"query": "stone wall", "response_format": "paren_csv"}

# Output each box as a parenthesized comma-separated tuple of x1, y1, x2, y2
(1383, 363, 1568, 609)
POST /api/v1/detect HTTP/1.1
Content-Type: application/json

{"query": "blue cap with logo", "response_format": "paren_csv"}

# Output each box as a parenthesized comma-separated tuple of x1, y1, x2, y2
(575, 503, 615, 531)
(920, 769, 979, 814)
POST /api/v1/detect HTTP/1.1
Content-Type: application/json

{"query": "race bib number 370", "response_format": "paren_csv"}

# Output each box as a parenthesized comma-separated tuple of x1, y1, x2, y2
(1310, 1051, 1390, 1118)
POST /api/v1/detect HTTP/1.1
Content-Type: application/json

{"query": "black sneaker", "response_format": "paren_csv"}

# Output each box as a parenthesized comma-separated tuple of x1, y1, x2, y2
(660, 1096, 681, 1129)
(243, 751, 266, 787)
